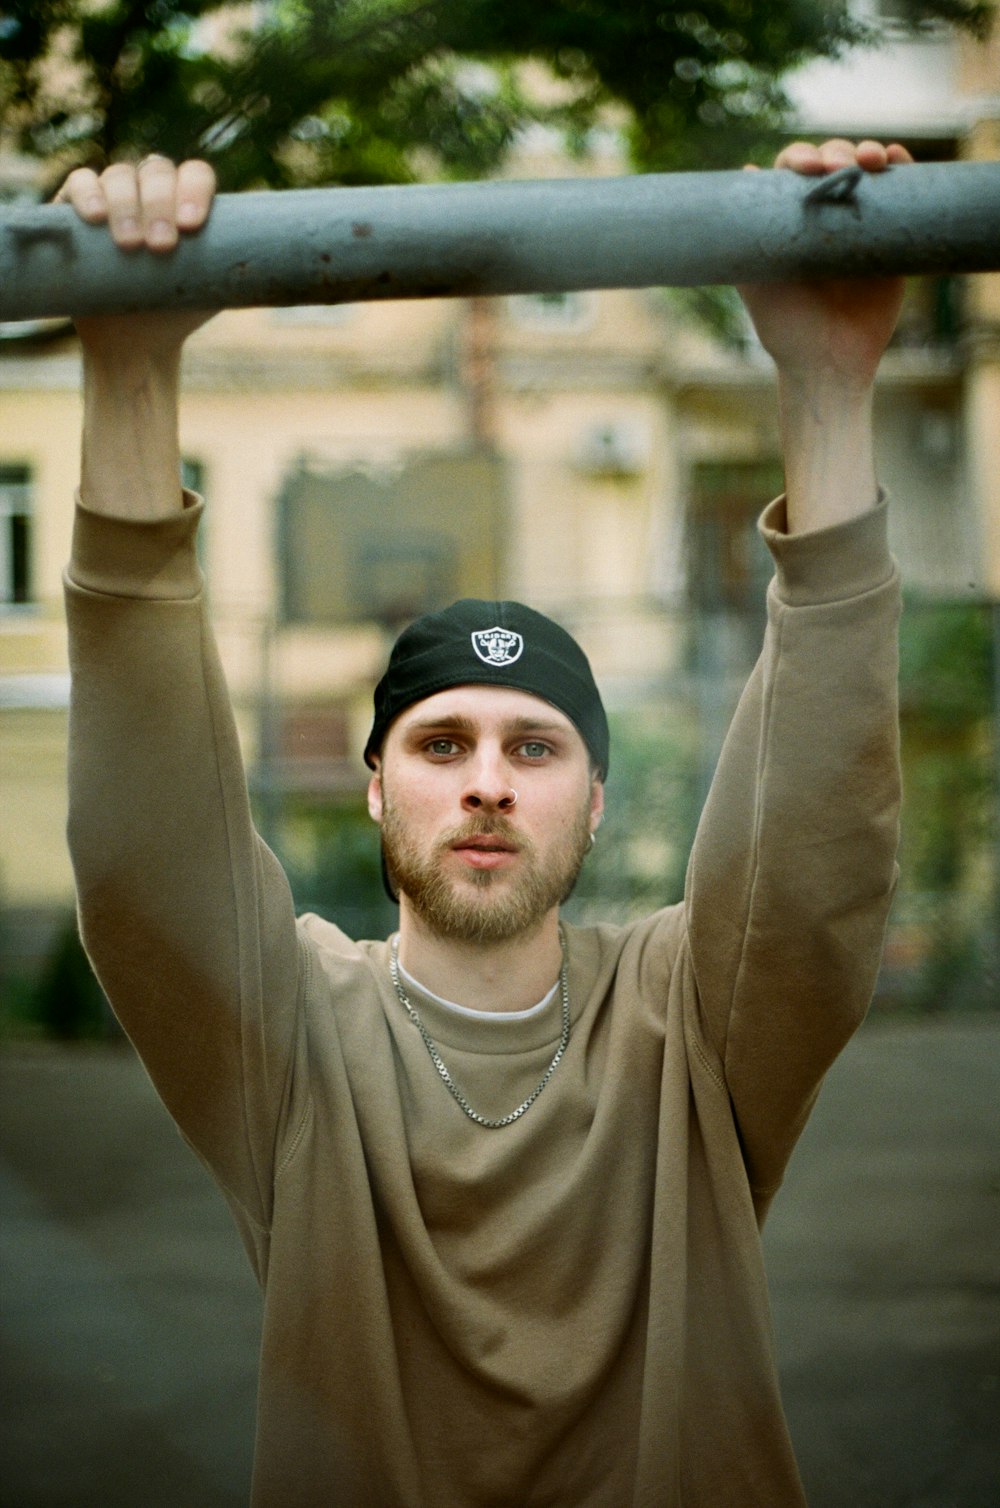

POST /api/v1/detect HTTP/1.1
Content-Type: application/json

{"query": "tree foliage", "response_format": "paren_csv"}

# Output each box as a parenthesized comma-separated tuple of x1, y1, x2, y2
(1, 1, 992, 195)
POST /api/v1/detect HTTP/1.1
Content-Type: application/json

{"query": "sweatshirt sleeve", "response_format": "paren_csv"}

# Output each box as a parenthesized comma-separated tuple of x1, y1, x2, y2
(684, 494, 901, 1205)
(64, 495, 302, 1231)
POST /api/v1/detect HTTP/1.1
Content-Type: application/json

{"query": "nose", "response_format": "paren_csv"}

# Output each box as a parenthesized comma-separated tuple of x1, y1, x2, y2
(461, 751, 517, 814)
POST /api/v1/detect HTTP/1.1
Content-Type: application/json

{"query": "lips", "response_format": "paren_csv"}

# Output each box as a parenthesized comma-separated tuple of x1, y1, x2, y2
(446, 816, 519, 850)
(447, 826, 520, 869)
(452, 834, 517, 854)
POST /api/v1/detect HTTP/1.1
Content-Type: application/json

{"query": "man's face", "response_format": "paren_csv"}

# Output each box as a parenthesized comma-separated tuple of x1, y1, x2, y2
(368, 685, 604, 945)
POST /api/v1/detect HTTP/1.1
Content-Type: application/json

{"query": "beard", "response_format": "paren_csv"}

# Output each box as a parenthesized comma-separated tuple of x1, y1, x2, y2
(379, 789, 593, 945)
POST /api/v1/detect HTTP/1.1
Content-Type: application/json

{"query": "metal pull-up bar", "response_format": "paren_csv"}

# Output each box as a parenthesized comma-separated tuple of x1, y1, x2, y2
(1, 160, 998, 322)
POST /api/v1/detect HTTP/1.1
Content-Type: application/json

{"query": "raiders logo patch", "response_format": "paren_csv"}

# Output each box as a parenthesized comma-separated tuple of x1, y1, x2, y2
(471, 627, 524, 667)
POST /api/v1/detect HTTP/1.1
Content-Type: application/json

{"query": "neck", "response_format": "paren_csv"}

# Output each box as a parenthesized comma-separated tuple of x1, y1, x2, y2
(395, 905, 564, 1014)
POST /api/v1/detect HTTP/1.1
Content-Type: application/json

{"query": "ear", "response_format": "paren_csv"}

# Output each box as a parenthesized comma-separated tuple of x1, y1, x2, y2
(367, 767, 384, 823)
(589, 778, 605, 833)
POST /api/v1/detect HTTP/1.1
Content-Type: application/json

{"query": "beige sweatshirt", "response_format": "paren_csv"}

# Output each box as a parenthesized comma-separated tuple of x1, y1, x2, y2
(65, 494, 901, 1506)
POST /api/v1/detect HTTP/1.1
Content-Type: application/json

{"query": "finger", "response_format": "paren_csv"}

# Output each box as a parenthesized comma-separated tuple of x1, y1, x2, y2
(817, 138, 861, 172)
(52, 167, 107, 221)
(773, 141, 827, 174)
(99, 162, 145, 249)
(855, 139, 891, 171)
(136, 154, 181, 251)
(175, 159, 217, 231)
(854, 140, 914, 170)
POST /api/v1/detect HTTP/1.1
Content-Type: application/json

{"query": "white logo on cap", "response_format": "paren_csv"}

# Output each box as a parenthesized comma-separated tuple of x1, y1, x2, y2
(471, 627, 524, 667)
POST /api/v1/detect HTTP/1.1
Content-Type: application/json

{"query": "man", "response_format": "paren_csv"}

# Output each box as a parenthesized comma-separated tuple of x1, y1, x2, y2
(59, 139, 906, 1505)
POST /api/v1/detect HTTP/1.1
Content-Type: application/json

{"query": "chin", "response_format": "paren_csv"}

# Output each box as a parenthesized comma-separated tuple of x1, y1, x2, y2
(414, 876, 547, 946)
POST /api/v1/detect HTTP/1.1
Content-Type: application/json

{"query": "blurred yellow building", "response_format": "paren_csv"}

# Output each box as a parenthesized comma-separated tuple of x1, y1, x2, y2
(2, 12, 997, 996)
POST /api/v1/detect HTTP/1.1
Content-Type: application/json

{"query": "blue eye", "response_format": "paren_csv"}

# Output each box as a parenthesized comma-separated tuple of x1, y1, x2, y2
(518, 741, 550, 759)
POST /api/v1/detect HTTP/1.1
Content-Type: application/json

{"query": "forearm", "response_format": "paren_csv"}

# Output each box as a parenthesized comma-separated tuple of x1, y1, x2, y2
(778, 372, 878, 534)
(80, 347, 186, 521)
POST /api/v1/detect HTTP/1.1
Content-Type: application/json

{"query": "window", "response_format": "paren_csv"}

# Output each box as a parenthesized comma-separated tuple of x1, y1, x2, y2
(686, 460, 783, 617)
(0, 464, 32, 606)
(892, 275, 961, 349)
(280, 704, 351, 768)
(276, 451, 506, 629)
(683, 459, 784, 687)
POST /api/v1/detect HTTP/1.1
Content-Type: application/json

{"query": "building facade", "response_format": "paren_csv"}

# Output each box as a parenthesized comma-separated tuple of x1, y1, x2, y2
(2, 8, 997, 1002)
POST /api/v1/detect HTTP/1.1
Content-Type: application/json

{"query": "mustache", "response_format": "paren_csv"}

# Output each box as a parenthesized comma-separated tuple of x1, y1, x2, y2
(436, 814, 525, 852)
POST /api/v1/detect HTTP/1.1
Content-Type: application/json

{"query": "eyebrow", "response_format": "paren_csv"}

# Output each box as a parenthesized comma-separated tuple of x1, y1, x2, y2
(402, 714, 570, 738)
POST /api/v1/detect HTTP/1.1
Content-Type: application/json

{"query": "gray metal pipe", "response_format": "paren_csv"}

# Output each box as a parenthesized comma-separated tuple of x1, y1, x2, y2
(1, 161, 998, 321)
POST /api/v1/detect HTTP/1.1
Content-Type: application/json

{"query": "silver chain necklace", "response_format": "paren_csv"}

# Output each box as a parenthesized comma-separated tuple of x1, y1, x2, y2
(388, 934, 571, 1129)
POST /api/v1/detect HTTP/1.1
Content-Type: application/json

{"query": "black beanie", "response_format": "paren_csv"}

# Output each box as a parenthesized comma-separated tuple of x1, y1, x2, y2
(365, 599, 609, 778)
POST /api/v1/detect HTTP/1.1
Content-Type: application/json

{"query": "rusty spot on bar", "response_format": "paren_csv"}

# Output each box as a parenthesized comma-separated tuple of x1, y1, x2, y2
(352, 222, 373, 239)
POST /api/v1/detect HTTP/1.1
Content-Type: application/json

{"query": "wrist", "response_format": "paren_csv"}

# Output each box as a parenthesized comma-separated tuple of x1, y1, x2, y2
(82, 340, 183, 393)
(777, 364, 876, 414)
(81, 347, 185, 521)
(777, 376, 878, 535)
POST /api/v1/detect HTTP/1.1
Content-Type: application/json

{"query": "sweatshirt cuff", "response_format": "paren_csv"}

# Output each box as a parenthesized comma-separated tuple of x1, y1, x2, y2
(68, 490, 204, 600)
(760, 493, 894, 606)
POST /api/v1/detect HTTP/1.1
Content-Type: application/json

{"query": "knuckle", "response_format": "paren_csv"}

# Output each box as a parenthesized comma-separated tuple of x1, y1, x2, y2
(100, 166, 141, 207)
(57, 167, 98, 204)
(179, 158, 217, 191)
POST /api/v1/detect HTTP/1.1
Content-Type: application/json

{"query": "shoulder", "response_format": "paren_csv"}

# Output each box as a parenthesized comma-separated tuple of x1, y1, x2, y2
(296, 913, 390, 992)
(297, 910, 368, 955)
(563, 905, 687, 1002)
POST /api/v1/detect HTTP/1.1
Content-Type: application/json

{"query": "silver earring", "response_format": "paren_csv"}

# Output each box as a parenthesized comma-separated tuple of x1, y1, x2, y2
(588, 831, 596, 850)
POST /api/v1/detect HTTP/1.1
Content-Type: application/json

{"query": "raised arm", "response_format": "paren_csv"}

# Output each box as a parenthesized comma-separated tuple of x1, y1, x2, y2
(62, 160, 303, 1235)
(686, 140, 907, 1211)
